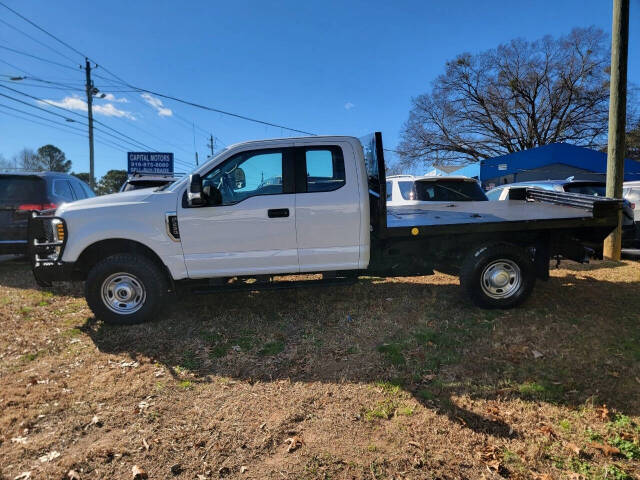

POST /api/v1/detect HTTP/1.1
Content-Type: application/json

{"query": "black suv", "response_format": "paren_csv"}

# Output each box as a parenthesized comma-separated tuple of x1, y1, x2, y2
(0, 171, 95, 254)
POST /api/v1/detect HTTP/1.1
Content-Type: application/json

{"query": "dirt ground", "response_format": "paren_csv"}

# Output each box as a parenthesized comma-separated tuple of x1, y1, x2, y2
(1, 258, 639, 480)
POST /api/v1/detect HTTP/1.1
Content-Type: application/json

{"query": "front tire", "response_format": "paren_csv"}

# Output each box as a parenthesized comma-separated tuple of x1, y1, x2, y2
(460, 243, 535, 309)
(85, 253, 168, 325)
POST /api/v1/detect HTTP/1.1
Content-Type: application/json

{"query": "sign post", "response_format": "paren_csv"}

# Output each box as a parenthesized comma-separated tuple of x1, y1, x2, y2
(127, 152, 174, 174)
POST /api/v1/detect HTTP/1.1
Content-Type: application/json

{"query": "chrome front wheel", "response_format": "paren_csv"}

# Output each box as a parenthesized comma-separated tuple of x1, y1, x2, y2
(101, 272, 146, 314)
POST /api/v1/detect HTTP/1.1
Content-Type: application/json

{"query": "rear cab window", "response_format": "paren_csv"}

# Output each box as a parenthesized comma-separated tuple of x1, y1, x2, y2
(301, 147, 345, 193)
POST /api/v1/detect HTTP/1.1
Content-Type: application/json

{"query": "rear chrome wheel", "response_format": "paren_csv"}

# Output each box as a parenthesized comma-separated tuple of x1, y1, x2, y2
(101, 272, 146, 314)
(460, 244, 535, 309)
(480, 260, 522, 300)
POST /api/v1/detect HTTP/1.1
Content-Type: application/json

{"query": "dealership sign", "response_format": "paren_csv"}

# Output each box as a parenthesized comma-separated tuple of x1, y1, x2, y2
(127, 152, 174, 174)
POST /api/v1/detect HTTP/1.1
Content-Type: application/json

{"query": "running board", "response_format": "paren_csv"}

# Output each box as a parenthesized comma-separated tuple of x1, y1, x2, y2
(186, 275, 357, 295)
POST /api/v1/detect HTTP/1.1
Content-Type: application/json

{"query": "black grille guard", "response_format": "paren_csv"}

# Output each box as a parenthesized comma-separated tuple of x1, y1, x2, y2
(27, 210, 67, 268)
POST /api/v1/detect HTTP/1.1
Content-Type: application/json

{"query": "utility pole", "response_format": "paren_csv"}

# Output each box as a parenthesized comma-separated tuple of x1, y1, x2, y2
(84, 58, 96, 189)
(207, 134, 215, 157)
(603, 0, 630, 260)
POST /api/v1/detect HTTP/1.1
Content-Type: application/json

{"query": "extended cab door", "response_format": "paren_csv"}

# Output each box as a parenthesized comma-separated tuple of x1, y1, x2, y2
(178, 147, 298, 278)
(294, 142, 363, 271)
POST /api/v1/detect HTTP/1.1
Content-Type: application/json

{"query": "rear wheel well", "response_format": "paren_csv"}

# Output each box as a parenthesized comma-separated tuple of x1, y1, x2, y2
(73, 239, 174, 289)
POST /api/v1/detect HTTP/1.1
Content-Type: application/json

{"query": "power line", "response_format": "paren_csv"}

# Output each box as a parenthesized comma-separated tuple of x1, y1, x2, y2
(0, 106, 129, 153)
(0, 44, 79, 71)
(0, 79, 82, 91)
(0, 18, 80, 64)
(0, 83, 194, 168)
(0, 1, 86, 60)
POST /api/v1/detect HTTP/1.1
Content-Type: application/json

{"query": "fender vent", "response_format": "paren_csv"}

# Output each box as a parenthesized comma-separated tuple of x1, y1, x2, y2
(165, 212, 180, 241)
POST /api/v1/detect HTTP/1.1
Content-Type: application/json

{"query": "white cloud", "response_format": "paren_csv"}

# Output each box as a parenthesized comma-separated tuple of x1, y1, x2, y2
(100, 93, 129, 103)
(344, 102, 355, 110)
(141, 93, 172, 117)
(38, 95, 135, 120)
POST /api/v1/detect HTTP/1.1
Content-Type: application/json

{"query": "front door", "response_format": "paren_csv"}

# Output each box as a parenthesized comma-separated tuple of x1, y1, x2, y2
(178, 148, 298, 278)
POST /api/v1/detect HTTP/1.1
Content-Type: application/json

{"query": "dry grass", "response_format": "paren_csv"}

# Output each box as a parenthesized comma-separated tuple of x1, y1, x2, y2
(1, 257, 639, 479)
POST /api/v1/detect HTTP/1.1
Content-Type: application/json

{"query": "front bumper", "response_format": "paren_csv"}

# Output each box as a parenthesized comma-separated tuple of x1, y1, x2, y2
(28, 212, 74, 286)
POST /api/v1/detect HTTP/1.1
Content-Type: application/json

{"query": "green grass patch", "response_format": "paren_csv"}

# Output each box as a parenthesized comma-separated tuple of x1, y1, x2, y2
(363, 399, 398, 420)
(396, 406, 414, 416)
(179, 350, 200, 371)
(609, 436, 640, 460)
(62, 328, 82, 337)
(559, 419, 572, 432)
(259, 340, 285, 356)
(376, 342, 405, 366)
(178, 380, 193, 389)
(20, 352, 38, 362)
(416, 388, 435, 401)
(517, 380, 564, 402)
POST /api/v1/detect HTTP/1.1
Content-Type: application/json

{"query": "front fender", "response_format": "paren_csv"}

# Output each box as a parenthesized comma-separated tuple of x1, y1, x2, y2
(59, 200, 188, 280)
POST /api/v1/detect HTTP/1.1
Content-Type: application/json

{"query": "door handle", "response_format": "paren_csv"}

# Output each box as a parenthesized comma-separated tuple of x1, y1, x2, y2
(268, 208, 289, 218)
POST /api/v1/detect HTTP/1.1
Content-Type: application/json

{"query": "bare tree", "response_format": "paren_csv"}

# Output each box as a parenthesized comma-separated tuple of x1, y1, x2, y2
(14, 148, 42, 171)
(0, 154, 13, 170)
(399, 27, 615, 168)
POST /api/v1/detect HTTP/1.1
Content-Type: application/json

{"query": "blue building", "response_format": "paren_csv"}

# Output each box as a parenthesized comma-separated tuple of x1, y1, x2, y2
(449, 143, 640, 189)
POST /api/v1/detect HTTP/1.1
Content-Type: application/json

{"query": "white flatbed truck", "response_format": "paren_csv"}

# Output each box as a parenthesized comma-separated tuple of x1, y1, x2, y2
(29, 133, 621, 324)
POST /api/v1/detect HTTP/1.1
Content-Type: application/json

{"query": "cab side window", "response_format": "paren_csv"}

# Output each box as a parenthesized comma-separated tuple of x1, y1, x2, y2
(302, 147, 345, 193)
(202, 149, 286, 206)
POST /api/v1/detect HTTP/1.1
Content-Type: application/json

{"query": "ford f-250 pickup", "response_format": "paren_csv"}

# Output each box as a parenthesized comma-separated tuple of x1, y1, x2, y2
(28, 133, 622, 325)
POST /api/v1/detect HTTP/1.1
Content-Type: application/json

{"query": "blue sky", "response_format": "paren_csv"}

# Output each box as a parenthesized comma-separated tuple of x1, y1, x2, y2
(1, 0, 639, 178)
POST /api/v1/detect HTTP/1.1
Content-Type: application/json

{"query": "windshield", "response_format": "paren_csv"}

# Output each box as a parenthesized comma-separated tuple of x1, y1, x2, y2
(413, 179, 488, 201)
(163, 149, 229, 192)
(563, 183, 606, 196)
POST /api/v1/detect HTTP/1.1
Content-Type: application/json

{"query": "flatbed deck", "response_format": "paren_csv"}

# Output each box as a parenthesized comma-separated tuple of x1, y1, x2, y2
(386, 197, 619, 238)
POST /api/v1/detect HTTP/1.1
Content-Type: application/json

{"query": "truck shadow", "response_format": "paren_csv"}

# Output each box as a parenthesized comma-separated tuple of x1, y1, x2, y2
(81, 265, 640, 438)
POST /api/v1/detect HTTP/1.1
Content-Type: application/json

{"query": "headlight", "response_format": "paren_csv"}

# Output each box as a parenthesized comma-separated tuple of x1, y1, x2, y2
(52, 219, 65, 243)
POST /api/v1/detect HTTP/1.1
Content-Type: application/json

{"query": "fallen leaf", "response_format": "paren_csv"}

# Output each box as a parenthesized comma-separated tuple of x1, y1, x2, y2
(596, 404, 610, 421)
(38, 451, 60, 463)
(484, 459, 500, 472)
(565, 442, 581, 456)
(11, 436, 28, 444)
(538, 425, 556, 438)
(142, 438, 150, 451)
(132, 465, 148, 480)
(240, 466, 247, 473)
(408, 441, 422, 449)
(530, 472, 553, 480)
(67, 470, 81, 480)
(13, 473, 31, 480)
(422, 374, 436, 382)
(532, 349, 544, 359)
(590, 441, 620, 456)
(285, 435, 303, 453)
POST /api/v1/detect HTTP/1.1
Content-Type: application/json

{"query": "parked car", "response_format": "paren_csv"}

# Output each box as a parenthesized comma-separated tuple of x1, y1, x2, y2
(29, 133, 622, 325)
(386, 174, 487, 206)
(623, 181, 640, 243)
(0, 171, 95, 254)
(486, 179, 638, 247)
(120, 173, 179, 192)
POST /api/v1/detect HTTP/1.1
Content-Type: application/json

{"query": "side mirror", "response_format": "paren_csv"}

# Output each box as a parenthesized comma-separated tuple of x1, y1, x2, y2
(187, 174, 206, 206)
(234, 168, 246, 189)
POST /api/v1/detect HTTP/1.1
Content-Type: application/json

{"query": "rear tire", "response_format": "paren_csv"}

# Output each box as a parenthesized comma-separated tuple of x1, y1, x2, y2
(85, 253, 168, 325)
(460, 243, 535, 309)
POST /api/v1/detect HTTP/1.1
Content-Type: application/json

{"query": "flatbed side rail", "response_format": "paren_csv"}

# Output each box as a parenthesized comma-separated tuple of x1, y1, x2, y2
(508, 187, 622, 219)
